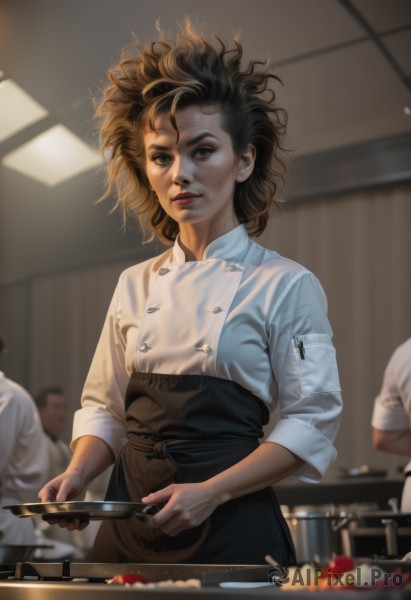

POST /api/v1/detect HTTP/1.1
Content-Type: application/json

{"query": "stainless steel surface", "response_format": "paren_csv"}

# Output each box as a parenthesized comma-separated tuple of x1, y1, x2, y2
(338, 465, 387, 479)
(0, 545, 51, 564)
(0, 579, 410, 599)
(10, 562, 268, 581)
(342, 512, 411, 558)
(2, 501, 159, 520)
(1, 561, 411, 598)
(353, 512, 411, 525)
(381, 519, 399, 557)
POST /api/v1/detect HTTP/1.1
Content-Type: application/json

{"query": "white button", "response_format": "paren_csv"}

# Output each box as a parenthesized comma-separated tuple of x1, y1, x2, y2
(147, 307, 159, 313)
(139, 342, 149, 352)
(210, 306, 223, 314)
(196, 345, 212, 355)
(159, 267, 170, 276)
(225, 264, 237, 272)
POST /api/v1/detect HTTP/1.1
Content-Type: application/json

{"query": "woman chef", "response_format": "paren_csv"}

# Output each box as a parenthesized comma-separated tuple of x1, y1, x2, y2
(39, 21, 343, 565)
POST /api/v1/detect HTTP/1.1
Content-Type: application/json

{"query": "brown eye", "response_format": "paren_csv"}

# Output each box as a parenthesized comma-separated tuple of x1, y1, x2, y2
(152, 153, 171, 165)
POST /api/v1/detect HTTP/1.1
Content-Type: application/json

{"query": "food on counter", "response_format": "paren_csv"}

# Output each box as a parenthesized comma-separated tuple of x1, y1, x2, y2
(280, 563, 320, 590)
(107, 573, 201, 588)
(107, 573, 149, 585)
(131, 578, 201, 588)
(325, 555, 355, 575)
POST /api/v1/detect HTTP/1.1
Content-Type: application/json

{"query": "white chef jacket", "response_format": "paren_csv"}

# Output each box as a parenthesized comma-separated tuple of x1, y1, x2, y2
(73, 225, 342, 483)
(0, 372, 49, 544)
(371, 337, 411, 510)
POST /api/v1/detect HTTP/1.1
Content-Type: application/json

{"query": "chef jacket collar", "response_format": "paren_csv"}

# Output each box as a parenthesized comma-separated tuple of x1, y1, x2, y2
(172, 224, 249, 263)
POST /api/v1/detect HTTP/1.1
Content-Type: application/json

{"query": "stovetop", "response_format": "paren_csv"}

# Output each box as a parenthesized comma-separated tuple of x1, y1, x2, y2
(0, 560, 270, 584)
(1, 560, 411, 599)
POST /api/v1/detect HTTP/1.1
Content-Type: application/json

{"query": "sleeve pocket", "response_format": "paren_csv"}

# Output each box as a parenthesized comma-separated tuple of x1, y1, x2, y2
(291, 333, 341, 396)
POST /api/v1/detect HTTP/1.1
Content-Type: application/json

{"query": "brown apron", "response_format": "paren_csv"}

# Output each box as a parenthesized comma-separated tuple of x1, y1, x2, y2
(91, 373, 296, 565)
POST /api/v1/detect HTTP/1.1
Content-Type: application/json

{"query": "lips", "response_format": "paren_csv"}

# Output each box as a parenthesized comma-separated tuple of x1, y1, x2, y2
(171, 192, 200, 205)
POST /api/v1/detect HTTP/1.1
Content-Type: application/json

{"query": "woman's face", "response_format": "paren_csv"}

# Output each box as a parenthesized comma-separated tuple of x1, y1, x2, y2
(143, 105, 255, 238)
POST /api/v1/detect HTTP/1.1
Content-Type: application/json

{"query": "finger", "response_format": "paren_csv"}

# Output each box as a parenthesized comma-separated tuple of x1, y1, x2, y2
(57, 519, 69, 528)
(144, 501, 177, 528)
(56, 480, 78, 502)
(38, 484, 57, 502)
(66, 518, 87, 531)
(141, 486, 173, 505)
(55, 490, 69, 502)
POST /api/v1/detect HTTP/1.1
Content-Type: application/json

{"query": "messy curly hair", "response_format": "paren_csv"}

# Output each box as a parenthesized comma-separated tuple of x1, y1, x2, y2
(96, 19, 287, 243)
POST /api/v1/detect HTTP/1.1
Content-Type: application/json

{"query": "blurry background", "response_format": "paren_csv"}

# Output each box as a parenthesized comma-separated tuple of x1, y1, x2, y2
(0, 0, 411, 481)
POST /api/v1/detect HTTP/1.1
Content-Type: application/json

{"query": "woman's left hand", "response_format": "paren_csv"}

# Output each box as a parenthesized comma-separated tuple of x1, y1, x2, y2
(141, 481, 220, 536)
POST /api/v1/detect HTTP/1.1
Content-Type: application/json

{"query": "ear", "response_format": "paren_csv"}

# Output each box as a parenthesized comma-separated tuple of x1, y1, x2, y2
(235, 144, 256, 183)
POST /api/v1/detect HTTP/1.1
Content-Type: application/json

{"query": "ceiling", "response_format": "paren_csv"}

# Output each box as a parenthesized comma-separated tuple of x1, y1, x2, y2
(1, 0, 411, 285)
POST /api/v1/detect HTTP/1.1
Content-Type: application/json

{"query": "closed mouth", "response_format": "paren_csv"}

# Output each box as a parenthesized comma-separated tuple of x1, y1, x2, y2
(172, 192, 200, 201)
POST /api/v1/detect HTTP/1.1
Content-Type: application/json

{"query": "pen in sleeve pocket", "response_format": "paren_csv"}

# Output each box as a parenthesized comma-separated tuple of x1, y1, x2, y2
(294, 336, 305, 359)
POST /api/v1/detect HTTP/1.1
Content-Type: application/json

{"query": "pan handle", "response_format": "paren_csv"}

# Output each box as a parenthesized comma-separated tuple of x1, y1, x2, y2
(331, 514, 353, 531)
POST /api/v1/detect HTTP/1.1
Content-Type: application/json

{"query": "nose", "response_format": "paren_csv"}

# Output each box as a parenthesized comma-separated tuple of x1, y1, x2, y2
(172, 155, 193, 185)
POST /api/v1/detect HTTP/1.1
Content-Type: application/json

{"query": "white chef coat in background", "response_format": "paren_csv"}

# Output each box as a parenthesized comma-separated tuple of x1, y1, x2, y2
(372, 337, 411, 511)
(0, 372, 49, 544)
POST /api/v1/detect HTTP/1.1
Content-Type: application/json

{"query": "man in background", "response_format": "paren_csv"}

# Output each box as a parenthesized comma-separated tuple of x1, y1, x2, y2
(33, 385, 112, 558)
(372, 337, 411, 512)
(33, 385, 79, 557)
(33, 386, 71, 482)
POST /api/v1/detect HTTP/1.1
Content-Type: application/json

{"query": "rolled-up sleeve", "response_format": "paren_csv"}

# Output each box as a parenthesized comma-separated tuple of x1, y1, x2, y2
(265, 272, 343, 482)
(371, 342, 411, 431)
(71, 281, 128, 456)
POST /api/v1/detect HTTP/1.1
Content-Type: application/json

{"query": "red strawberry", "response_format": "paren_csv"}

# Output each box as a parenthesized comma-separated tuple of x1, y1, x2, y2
(109, 573, 149, 585)
(325, 555, 356, 575)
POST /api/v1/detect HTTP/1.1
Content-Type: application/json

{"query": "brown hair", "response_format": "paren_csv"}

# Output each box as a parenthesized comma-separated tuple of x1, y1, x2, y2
(33, 385, 64, 410)
(96, 20, 287, 243)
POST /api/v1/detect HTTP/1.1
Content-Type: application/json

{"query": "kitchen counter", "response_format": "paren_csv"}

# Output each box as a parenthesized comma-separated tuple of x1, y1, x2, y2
(275, 478, 403, 509)
(1, 562, 411, 599)
(0, 579, 410, 599)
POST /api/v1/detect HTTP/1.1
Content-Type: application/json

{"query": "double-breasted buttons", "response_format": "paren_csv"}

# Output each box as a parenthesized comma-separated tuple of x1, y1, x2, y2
(196, 345, 212, 355)
(225, 264, 237, 272)
(139, 342, 150, 353)
(158, 267, 170, 276)
(210, 306, 223, 314)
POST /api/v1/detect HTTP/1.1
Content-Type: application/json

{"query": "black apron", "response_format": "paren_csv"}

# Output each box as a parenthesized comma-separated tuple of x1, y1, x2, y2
(91, 373, 296, 565)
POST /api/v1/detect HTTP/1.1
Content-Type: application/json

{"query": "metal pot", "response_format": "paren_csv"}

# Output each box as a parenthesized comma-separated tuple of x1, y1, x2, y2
(284, 511, 351, 563)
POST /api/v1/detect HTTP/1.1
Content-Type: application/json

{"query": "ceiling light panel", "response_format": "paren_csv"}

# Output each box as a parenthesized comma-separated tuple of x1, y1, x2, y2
(0, 79, 49, 143)
(2, 124, 101, 187)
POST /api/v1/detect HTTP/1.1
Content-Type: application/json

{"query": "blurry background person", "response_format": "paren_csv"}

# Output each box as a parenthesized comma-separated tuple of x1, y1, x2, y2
(32, 385, 78, 558)
(33, 385, 111, 559)
(0, 336, 49, 544)
(33, 386, 71, 481)
(372, 337, 411, 512)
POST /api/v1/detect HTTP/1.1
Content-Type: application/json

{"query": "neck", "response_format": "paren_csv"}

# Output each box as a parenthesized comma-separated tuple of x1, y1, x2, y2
(179, 221, 238, 261)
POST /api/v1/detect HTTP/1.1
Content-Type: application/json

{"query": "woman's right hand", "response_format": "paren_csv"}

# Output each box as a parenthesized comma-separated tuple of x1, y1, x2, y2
(38, 435, 115, 530)
(38, 472, 89, 531)
(39, 471, 87, 503)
